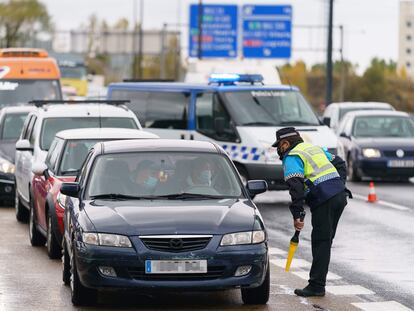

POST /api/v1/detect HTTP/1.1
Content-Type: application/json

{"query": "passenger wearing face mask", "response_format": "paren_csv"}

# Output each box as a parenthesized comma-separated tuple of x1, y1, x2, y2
(134, 160, 159, 195)
(184, 158, 217, 194)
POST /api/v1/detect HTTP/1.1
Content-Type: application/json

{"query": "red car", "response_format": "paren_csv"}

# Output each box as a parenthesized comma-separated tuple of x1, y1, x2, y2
(30, 128, 158, 258)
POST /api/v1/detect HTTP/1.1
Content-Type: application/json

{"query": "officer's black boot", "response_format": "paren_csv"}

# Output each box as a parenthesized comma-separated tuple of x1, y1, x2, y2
(294, 285, 325, 297)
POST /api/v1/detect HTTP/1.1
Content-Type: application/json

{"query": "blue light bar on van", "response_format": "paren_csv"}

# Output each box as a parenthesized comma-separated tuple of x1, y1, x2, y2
(208, 73, 264, 85)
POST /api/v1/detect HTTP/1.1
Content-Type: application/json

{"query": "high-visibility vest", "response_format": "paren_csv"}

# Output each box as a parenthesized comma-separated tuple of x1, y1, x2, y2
(288, 142, 339, 188)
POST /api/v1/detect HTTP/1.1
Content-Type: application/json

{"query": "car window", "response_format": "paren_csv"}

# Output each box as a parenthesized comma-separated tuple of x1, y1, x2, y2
(352, 116, 414, 138)
(47, 138, 65, 172)
(1, 113, 28, 139)
(45, 139, 58, 170)
(77, 150, 94, 185)
(29, 116, 38, 145)
(86, 152, 244, 199)
(40, 117, 138, 150)
(196, 92, 237, 142)
(23, 115, 36, 140)
(20, 115, 32, 139)
(111, 90, 189, 129)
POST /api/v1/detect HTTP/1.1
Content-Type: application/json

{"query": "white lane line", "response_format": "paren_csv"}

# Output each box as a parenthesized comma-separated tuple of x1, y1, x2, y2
(352, 301, 413, 311)
(269, 247, 287, 255)
(270, 258, 311, 269)
(353, 194, 410, 211)
(326, 285, 375, 295)
(292, 271, 342, 281)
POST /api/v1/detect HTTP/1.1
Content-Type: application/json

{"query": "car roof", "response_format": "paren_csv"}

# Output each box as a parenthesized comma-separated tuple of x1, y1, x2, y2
(33, 104, 135, 118)
(55, 128, 158, 140)
(331, 102, 393, 108)
(109, 82, 299, 92)
(345, 110, 409, 118)
(0, 105, 37, 114)
(100, 139, 220, 154)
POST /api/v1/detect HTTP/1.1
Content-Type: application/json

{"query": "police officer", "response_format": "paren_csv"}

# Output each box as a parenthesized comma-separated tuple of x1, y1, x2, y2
(272, 127, 350, 297)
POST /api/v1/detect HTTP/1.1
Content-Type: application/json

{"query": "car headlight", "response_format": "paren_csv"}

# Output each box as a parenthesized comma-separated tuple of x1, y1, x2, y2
(0, 157, 15, 174)
(220, 230, 266, 246)
(362, 148, 381, 158)
(56, 192, 67, 209)
(82, 232, 132, 248)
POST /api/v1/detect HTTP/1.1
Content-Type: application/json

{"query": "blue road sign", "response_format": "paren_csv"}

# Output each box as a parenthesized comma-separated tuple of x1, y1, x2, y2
(189, 4, 238, 58)
(242, 5, 292, 59)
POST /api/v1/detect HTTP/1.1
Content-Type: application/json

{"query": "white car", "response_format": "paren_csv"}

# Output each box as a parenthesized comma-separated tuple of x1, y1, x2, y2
(322, 102, 394, 132)
(14, 102, 141, 222)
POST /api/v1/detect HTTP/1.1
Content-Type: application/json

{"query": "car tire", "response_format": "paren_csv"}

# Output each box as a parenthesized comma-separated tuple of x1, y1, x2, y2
(347, 157, 361, 182)
(15, 187, 29, 222)
(46, 212, 61, 259)
(62, 241, 70, 286)
(29, 203, 46, 247)
(70, 245, 97, 306)
(241, 263, 270, 305)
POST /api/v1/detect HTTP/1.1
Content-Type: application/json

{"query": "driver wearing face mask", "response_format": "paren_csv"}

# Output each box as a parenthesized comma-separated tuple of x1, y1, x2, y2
(187, 159, 213, 187)
(134, 160, 159, 194)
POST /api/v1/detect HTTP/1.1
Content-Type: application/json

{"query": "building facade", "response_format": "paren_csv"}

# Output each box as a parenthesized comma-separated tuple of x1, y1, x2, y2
(399, 1, 414, 78)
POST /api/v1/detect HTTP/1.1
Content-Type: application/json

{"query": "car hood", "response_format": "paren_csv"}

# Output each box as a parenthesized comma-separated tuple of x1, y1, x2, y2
(83, 199, 256, 236)
(0, 140, 17, 163)
(354, 137, 414, 149)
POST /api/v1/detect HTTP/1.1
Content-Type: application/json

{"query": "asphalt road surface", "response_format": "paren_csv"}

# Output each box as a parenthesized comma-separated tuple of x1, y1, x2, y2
(0, 181, 412, 311)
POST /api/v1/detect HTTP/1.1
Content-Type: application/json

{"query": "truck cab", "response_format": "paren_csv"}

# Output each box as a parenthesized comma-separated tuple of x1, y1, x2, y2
(108, 74, 341, 190)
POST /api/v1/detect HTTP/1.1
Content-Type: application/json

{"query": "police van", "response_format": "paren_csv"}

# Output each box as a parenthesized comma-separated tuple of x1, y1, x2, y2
(107, 74, 342, 190)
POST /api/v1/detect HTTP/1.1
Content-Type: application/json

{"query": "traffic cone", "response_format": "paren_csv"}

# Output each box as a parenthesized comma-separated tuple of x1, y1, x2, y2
(367, 181, 377, 203)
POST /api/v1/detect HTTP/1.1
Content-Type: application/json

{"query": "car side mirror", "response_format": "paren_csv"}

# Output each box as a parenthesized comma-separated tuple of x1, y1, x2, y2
(214, 117, 226, 135)
(60, 182, 80, 197)
(16, 139, 33, 152)
(323, 117, 331, 127)
(32, 162, 49, 178)
(340, 132, 350, 139)
(247, 180, 268, 196)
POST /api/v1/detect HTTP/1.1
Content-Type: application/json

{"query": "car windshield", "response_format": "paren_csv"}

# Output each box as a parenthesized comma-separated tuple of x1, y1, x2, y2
(86, 152, 244, 199)
(59, 139, 103, 175)
(353, 116, 414, 138)
(60, 66, 87, 80)
(40, 117, 137, 150)
(339, 107, 392, 120)
(0, 80, 61, 107)
(221, 90, 320, 126)
(1, 113, 28, 139)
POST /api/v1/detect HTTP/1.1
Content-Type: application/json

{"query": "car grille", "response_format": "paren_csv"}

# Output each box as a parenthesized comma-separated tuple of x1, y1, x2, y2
(127, 266, 225, 281)
(383, 150, 414, 157)
(140, 236, 212, 252)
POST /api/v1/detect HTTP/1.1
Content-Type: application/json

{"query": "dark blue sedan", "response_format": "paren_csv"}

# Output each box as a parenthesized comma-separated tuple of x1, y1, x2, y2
(337, 110, 414, 181)
(60, 139, 269, 306)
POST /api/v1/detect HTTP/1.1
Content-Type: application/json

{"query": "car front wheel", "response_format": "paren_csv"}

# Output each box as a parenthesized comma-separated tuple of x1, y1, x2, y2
(47, 212, 61, 259)
(70, 245, 97, 306)
(62, 241, 70, 285)
(15, 187, 29, 222)
(348, 156, 361, 182)
(241, 263, 270, 305)
(29, 204, 46, 246)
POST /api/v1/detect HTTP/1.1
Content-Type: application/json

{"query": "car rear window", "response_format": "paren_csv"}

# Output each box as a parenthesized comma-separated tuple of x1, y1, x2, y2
(1, 113, 28, 139)
(40, 117, 137, 150)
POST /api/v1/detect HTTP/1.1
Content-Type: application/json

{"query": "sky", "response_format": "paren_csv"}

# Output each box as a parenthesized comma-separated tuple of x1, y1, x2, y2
(42, 0, 401, 71)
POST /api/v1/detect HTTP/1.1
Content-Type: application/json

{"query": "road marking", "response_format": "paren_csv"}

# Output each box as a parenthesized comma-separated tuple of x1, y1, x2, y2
(270, 258, 311, 269)
(269, 247, 287, 255)
(292, 271, 342, 281)
(352, 301, 413, 311)
(326, 285, 374, 295)
(353, 194, 410, 211)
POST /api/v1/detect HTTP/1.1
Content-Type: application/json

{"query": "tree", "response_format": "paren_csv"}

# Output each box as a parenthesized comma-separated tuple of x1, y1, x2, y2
(0, 0, 50, 47)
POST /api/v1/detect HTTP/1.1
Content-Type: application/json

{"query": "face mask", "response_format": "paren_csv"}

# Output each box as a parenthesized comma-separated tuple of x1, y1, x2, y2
(143, 176, 158, 189)
(199, 170, 212, 184)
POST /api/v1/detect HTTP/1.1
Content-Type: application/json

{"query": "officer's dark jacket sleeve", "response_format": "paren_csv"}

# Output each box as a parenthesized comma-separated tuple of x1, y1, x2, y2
(330, 155, 347, 184)
(286, 177, 305, 219)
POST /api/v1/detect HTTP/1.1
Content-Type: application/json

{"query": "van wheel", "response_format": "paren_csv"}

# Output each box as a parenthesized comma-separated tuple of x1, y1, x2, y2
(47, 212, 61, 259)
(70, 244, 97, 306)
(347, 157, 361, 182)
(15, 187, 28, 222)
(29, 204, 46, 246)
(241, 264, 270, 305)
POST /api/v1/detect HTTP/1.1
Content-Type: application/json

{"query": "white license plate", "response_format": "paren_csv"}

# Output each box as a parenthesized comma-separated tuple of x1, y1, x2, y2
(145, 260, 207, 274)
(387, 160, 414, 168)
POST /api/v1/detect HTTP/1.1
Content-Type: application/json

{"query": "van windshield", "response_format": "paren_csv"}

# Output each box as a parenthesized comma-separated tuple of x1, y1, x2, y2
(0, 80, 61, 107)
(221, 90, 320, 126)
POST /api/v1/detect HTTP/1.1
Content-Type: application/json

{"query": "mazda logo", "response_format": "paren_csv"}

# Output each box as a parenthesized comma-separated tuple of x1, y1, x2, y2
(169, 238, 183, 249)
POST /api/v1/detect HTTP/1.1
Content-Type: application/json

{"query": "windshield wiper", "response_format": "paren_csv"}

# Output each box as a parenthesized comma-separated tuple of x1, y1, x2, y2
(242, 122, 276, 126)
(152, 193, 227, 200)
(278, 121, 318, 126)
(90, 193, 144, 200)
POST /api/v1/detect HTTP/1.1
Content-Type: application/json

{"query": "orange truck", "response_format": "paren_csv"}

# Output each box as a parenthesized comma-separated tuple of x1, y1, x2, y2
(0, 48, 62, 107)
